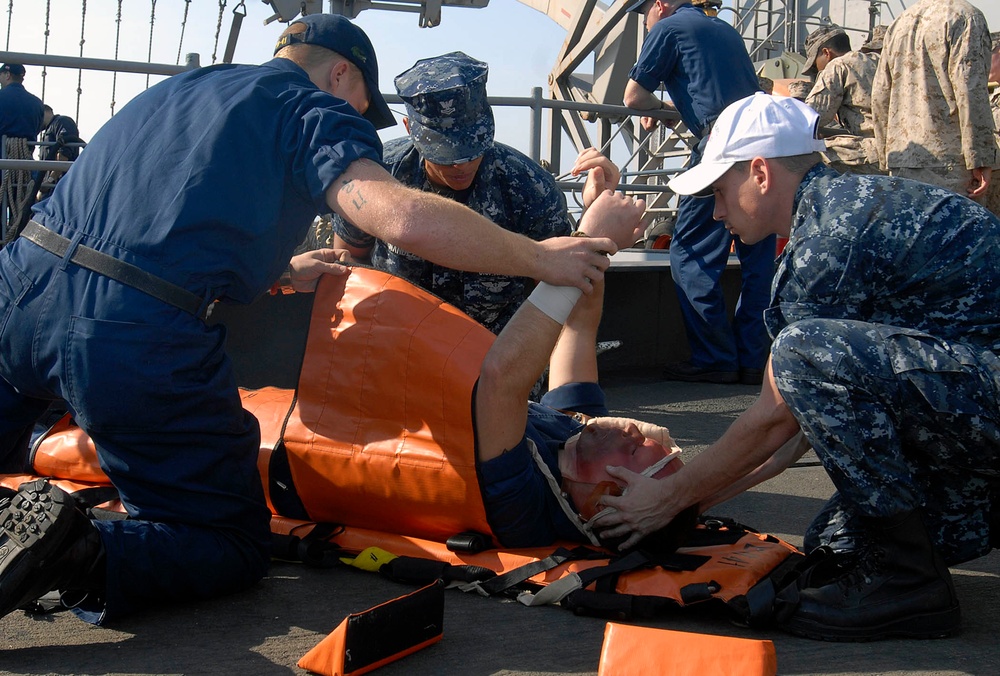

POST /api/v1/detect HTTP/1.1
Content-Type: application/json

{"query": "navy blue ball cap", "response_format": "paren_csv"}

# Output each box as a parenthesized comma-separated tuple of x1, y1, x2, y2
(0, 63, 26, 77)
(626, 0, 650, 13)
(394, 51, 495, 165)
(274, 14, 395, 130)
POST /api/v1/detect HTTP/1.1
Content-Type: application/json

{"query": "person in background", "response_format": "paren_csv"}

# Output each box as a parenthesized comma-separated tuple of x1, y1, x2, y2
(802, 24, 881, 175)
(325, 52, 573, 336)
(0, 63, 44, 240)
(872, 0, 996, 201)
(623, 0, 771, 386)
(0, 63, 43, 141)
(859, 24, 887, 56)
(35, 105, 85, 200)
(983, 32, 1000, 217)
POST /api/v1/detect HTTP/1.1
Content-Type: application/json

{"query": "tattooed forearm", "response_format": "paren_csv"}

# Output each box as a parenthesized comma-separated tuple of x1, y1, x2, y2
(340, 179, 368, 211)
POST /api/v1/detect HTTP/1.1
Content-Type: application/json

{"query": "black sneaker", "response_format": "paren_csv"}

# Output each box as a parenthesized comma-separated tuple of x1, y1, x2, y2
(661, 361, 738, 384)
(0, 480, 93, 619)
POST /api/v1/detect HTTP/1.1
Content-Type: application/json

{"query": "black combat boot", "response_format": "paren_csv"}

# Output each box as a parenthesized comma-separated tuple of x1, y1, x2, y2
(778, 510, 960, 641)
(0, 479, 106, 618)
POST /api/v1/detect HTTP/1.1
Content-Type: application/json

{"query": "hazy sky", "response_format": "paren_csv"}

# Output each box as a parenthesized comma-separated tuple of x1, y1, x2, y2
(3, 0, 999, 157)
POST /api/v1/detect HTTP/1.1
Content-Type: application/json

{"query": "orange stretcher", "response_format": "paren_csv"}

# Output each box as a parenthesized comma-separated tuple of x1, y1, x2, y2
(4, 267, 803, 626)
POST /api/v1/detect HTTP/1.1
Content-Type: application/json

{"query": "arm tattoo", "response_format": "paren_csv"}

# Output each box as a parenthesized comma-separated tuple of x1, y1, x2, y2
(340, 179, 368, 211)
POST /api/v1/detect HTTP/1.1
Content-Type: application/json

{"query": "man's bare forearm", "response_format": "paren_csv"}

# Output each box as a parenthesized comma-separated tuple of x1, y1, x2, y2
(326, 159, 617, 290)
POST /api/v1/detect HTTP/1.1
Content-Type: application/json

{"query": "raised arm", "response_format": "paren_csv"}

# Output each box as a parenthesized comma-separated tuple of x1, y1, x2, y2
(571, 148, 623, 210)
(475, 190, 645, 463)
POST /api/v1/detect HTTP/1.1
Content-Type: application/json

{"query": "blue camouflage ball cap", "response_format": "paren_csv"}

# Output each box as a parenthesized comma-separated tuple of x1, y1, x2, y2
(274, 14, 395, 130)
(394, 51, 495, 165)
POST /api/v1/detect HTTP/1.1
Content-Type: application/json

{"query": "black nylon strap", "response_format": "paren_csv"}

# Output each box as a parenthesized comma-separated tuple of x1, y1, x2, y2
(21, 221, 204, 316)
(475, 548, 577, 596)
(574, 550, 650, 588)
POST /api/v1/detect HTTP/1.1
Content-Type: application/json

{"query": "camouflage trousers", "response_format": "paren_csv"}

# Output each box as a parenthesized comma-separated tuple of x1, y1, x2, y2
(771, 318, 1000, 565)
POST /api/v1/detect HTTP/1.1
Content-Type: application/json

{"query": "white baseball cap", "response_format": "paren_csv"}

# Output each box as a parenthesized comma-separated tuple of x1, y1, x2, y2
(667, 93, 827, 197)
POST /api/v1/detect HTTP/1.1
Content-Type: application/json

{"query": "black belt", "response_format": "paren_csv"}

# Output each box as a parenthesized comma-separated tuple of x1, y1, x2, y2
(20, 220, 204, 316)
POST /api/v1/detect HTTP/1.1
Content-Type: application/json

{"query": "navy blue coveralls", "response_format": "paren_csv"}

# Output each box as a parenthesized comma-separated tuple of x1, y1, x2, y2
(629, 4, 772, 372)
(0, 82, 43, 139)
(0, 58, 382, 623)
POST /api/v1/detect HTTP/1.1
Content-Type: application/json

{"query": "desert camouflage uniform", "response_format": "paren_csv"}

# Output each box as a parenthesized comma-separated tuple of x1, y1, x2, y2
(872, 0, 996, 196)
(805, 51, 881, 173)
(328, 138, 572, 334)
(768, 164, 1000, 566)
(983, 86, 1000, 216)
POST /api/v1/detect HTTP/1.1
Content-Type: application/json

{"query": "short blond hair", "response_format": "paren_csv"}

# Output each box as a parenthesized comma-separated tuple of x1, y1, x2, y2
(276, 22, 347, 71)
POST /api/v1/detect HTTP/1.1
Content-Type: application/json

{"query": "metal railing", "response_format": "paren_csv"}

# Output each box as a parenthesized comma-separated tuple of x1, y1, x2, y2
(0, 51, 688, 247)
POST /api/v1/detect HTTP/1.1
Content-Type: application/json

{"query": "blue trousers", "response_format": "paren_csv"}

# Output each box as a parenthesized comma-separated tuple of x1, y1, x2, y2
(771, 318, 1000, 565)
(670, 142, 774, 371)
(0, 240, 271, 623)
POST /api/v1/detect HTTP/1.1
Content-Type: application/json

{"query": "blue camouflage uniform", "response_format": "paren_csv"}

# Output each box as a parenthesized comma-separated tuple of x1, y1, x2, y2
(768, 164, 1000, 566)
(477, 382, 607, 547)
(629, 3, 771, 372)
(0, 57, 382, 622)
(330, 52, 572, 335)
(332, 138, 572, 333)
(0, 81, 43, 139)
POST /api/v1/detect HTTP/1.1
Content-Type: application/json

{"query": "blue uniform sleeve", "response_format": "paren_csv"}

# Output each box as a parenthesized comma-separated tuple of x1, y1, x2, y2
(628, 21, 678, 94)
(540, 382, 608, 418)
(329, 212, 374, 250)
(284, 95, 384, 215)
(478, 436, 561, 548)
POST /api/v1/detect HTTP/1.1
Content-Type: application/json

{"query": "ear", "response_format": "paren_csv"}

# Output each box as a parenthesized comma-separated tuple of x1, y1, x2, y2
(326, 59, 352, 97)
(402, 116, 410, 135)
(749, 156, 771, 193)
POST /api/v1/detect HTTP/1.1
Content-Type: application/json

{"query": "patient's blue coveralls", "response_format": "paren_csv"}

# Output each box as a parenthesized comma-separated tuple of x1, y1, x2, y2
(0, 58, 381, 622)
(629, 4, 772, 372)
(478, 382, 607, 547)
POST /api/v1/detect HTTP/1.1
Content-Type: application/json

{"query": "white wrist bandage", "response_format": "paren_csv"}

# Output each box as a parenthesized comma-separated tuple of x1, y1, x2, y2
(527, 282, 583, 324)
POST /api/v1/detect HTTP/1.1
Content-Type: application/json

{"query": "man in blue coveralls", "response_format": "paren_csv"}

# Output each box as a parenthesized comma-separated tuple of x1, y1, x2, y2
(0, 15, 623, 625)
(0, 63, 43, 142)
(623, 0, 771, 385)
(0, 63, 44, 236)
(596, 93, 1000, 641)
(328, 51, 573, 336)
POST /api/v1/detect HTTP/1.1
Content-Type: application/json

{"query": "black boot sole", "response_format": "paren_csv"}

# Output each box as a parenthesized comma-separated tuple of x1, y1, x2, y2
(0, 479, 80, 618)
(780, 603, 961, 642)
